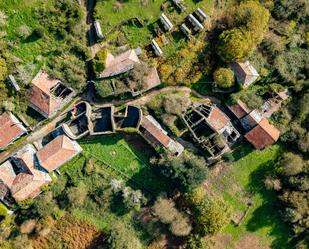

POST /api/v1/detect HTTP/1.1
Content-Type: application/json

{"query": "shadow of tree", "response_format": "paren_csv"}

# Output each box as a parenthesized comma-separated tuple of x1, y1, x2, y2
(246, 161, 293, 249)
(109, 192, 130, 216)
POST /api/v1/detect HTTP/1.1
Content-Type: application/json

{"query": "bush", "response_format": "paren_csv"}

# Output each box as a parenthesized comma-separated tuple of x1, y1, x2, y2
(95, 81, 114, 98)
(163, 94, 192, 116)
(0, 58, 8, 82)
(107, 222, 142, 249)
(17, 25, 31, 39)
(169, 213, 192, 236)
(33, 27, 45, 38)
(153, 197, 178, 224)
(93, 49, 108, 76)
(279, 152, 304, 176)
(213, 68, 235, 88)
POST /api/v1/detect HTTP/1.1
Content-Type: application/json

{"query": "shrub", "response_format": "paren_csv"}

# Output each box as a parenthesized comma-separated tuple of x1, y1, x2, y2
(107, 222, 142, 249)
(279, 152, 304, 176)
(0, 58, 8, 82)
(17, 25, 31, 39)
(33, 27, 45, 38)
(93, 48, 107, 76)
(213, 68, 235, 88)
(163, 94, 192, 116)
(95, 81, 114, 98)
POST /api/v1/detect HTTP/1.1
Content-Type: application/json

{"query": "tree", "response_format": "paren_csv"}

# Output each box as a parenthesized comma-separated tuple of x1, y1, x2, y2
(185, 187, 231, 236)
(186, 234, 209, 249)
(279, 152, 304, 176)
(217, 28, 255, 62)
(169, 213, 192, 236)
(154, 151, 208, 192)
(33, 192, 59, 218)
(273, 0, 309, 23)
(153, 197, 178, 224)
(232, 1, 270, 43)
(107, 222, 142, 249)
(213, 68, 235, 88)
(153, 197, 192, 237)
(0, 58, 7, 82)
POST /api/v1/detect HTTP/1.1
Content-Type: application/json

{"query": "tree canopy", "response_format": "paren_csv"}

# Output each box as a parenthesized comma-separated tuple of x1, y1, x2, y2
(213, 67, 235, 88)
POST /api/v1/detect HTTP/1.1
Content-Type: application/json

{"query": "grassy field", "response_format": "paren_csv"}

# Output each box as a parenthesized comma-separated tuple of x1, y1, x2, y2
(95, 0, 213, 51)
(78, 134, 167, 195)
(207, 144, 293, 249)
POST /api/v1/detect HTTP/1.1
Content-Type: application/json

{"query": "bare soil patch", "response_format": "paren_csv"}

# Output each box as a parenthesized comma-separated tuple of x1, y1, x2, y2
(234, 235, 270, 249)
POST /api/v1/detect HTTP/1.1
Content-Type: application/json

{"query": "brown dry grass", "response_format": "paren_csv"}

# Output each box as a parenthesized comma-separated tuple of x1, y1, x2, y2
(234, 235, 270, 249)
(32, 215, 105, 249)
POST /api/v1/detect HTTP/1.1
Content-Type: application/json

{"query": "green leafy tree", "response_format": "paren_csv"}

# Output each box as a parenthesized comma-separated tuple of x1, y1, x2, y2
(185, 187, 231, 235)
(154, 151, 208, 192)
(218, 28, 255, 62)
(213, 67, 235, 88)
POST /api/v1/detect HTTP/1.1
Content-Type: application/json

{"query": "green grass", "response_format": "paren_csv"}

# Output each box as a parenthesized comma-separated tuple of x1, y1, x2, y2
(0, 202, 8, 216)
(212, 144, 293, 249)
(78, 135, 167, 195)
(95, 0, 213, 51)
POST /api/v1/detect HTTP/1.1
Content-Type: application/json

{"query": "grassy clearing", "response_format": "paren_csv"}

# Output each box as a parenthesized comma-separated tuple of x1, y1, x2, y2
(208, 144, 293, 249)
(95, 0, 213, 51)
(78, 135, 167, 195)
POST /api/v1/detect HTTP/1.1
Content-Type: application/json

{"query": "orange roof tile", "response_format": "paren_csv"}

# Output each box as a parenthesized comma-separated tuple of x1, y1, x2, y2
(143, 67, 161, 90)
(0, 145, 51, 201)
(29, 71, 63, 118)
(206, 107, 231, 132)
(245, 118, 280, 150)
(37, 135, 82, 172)
(228, 100, 251, 119)
(141, 116, 171, 147)
(0, 112, 27, 150)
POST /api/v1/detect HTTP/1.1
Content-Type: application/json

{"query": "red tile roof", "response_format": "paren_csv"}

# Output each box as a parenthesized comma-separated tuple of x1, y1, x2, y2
(245, 118, 280, 150)
(140, 116, 171, 147)
(143, 67, 161, 90)
(0, 112, 27, 150)
(228, 100, 251, 119)
(206, 106, 231, 132)
(29, 71, 63, 118)
(37, 135, 82, 172)
(0, 145, 51, 201)
(100, 50, 140, 78)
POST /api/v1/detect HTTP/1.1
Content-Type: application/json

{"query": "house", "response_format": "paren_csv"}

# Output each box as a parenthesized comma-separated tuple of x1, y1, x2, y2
(36, 135, 82, 172)
(29, 71, 74, 118)
(0, 112, 27, 150)
(131, 67, 161, 96)
(151, 39, 163, 57)
(94, 20, 104, 39)
(160, 13, 174, 32)
(0, 145, 51, 201)
(187, 14, 204, 32)
(228, 100, 280, 149)
(140, 115, 184, 156)
(195, 8, 207, 22)
(230, 61, 259, 87)
(244, 118, 280, 150)
(99, 49, 140, 78)
(182, 104, 240, 158)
